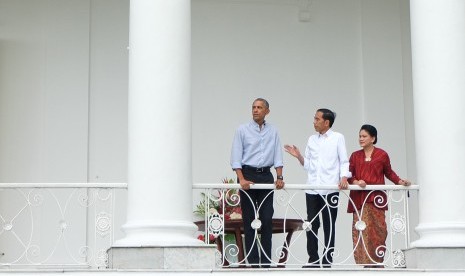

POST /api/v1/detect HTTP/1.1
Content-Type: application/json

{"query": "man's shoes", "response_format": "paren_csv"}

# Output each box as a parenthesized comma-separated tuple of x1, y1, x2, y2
(247, 264, 271, 268)
(364, 265, 384, 268)
(302, 264, 320, 268)
(302, 258, 320, 268)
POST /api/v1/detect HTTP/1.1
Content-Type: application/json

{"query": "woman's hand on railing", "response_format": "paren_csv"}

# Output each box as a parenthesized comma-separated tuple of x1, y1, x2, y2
(354, 179, 367, 188)
(398, 179, 411, 186)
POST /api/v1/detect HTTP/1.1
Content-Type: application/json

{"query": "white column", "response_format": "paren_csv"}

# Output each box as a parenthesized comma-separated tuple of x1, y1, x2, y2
(109, 0, 216, 268)
(115, 0, 201, 247)
(407, 0, 465, 268)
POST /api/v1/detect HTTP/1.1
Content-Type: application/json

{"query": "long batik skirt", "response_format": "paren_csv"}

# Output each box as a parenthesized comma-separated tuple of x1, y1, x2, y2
(352, 203, 387, 266)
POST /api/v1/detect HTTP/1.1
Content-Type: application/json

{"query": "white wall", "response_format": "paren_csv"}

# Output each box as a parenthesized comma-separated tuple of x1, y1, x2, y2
(0, 0, 415, 265)
(0, 0, 129, 183)
(192, 0, 364, 185)
(0, 0, 91, 182)
(87, 0, 129, 183)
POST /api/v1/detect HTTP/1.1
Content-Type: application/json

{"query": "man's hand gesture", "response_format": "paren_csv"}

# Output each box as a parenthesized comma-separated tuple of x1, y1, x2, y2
(284, 145, 305, 166)
(284, 144, 301, 158)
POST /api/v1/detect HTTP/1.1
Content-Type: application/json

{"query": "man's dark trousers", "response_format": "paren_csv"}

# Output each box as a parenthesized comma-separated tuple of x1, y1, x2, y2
(305, 192, 339, 267)
(239, 166, 274, 267)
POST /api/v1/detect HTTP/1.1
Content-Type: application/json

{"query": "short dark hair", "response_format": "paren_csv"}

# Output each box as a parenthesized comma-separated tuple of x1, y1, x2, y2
(360, 124, 378, 144)
(317, 108, 336, 127)
(254, 98, 269, 109)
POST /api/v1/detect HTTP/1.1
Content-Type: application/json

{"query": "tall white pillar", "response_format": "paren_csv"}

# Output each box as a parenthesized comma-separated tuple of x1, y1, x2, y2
(406, 0, 465, 268)
(108, 0, 215, 269)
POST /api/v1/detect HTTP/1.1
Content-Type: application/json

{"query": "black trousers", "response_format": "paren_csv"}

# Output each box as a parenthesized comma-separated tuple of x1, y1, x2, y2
(239, 168, 274, 267)
(305, 192, 339, 267)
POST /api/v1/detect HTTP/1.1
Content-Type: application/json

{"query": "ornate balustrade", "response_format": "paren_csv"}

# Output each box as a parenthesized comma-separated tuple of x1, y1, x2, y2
(192, 183, 419, 269)
(0, 183, 127, 269)
(0, 182, 418, 270)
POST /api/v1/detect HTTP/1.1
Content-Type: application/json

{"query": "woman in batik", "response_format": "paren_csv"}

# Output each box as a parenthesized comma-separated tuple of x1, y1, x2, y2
(347, 124, 410, 268)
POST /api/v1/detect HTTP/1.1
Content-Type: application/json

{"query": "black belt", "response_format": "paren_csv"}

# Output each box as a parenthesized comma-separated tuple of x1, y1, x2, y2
(242, 165, 271, 173)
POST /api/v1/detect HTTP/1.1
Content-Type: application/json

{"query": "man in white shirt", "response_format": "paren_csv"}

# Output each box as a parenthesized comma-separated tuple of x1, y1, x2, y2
(285, 108, 350, 268)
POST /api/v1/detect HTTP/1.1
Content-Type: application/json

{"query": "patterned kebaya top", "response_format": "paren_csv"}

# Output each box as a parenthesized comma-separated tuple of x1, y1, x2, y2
(347, 147, 401, 213)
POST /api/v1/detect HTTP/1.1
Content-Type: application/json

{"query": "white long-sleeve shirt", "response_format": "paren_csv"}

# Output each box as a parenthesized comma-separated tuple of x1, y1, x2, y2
(303, 129, 351, 195)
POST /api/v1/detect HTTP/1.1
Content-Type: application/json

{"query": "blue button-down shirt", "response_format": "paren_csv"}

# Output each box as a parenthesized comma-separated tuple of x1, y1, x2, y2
(230, 120, 284, 169)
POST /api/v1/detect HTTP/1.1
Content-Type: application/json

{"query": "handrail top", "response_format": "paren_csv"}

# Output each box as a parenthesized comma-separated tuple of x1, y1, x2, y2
(0, 183, 128, 188)
(193, 183, 418, 190)
(0, 182, 418, 191)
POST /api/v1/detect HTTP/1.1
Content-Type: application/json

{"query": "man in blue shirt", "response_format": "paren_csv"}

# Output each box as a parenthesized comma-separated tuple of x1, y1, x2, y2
(230, 98, 285, 268)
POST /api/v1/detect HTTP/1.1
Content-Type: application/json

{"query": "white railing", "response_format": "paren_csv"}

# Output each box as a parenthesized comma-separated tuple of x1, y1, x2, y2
(0, 182, 418, 270)
(0, 183, 127, 269)
(192, 183, 419, 269)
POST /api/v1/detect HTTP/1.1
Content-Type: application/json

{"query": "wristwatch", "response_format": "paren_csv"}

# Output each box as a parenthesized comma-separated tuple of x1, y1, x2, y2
(277, 175, 284, 180)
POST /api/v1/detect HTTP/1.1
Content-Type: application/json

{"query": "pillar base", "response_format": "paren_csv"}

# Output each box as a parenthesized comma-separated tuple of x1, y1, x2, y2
(107, 246, 217, 269)
(404, 247, 465, 269)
